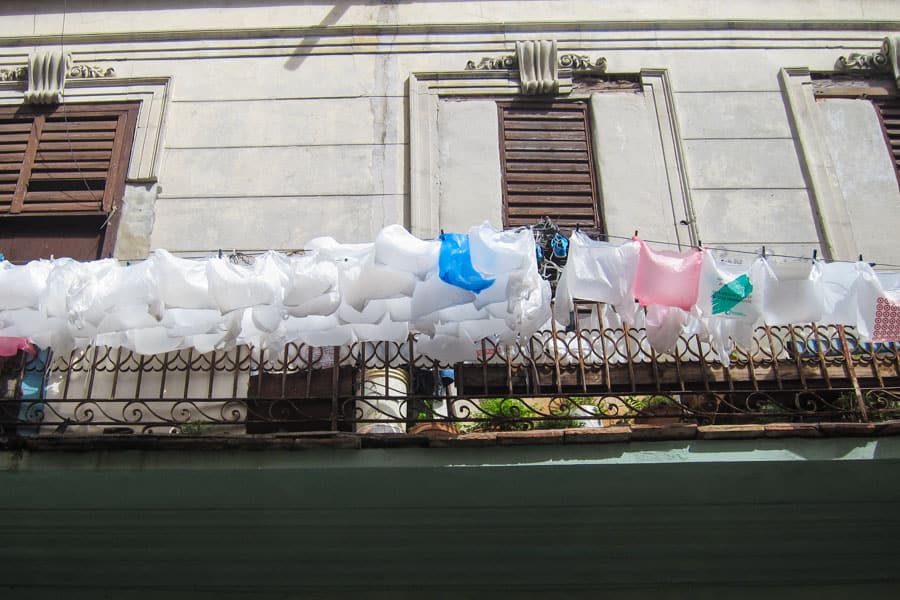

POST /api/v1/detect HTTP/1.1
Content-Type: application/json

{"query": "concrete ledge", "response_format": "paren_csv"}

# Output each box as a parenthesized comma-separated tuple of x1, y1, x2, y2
(496, 430, 565, 446)
(764, 423, 822, 438)
(698, 424, 767, 440)
(3, 420, 900, 451)
(563, 426, 631, 444)
(630, 423, 698, 441)
(818, 423, 879, 437)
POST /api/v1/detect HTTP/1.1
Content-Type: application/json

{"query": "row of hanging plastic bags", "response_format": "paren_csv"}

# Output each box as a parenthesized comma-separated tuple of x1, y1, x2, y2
(2, 223, 899, 363)
(0, 223, 550, 360)
(555, 231, 900, 364)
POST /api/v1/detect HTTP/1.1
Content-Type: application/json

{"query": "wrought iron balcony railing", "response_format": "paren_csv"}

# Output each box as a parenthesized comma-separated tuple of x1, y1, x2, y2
(2, 305, 899, 436)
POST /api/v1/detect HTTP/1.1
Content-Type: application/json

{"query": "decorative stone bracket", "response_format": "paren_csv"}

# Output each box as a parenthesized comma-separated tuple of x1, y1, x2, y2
(836, 36, 900, 86)
(0, 50, 115, 104)
(465, 40, 607, 95)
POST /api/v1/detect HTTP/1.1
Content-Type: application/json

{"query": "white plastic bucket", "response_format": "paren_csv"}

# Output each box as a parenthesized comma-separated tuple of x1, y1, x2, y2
(357, 368, 408, 434)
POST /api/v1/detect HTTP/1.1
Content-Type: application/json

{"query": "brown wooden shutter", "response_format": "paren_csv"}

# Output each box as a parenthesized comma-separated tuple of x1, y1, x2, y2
(0, 102, 138, 262)
(872, 96, 900, 183)
(498, 101, 601, 229)
(0, 102, 137, 216)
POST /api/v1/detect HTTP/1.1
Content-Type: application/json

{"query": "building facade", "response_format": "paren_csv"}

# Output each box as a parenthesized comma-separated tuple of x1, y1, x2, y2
(0, 1, 898, 265)
(2, 2, 900, 597)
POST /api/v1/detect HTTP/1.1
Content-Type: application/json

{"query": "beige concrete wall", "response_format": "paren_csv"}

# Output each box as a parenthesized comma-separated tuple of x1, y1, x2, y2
(0, 1, 896, 258)
(818, 98, 900, 266)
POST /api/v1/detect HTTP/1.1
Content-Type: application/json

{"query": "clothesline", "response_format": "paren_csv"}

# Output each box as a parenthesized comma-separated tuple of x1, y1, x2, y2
(6, 233, 898, 269)
(593, 232, 900, 270)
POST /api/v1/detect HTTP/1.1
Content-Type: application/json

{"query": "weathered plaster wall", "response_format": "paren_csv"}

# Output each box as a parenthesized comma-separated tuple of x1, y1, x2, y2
(8, 0, 900, 36)
(676, 80, 822, 258)
(0, 1, 896, 256)
(436, 99, 503, 232)
(818, 98, 900, 266)
(590, 91, 678, 244)
(114, 183, 158, 261)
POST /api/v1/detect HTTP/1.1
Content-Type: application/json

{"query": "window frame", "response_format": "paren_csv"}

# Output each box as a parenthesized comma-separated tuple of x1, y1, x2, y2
(409, 68, 694, 243)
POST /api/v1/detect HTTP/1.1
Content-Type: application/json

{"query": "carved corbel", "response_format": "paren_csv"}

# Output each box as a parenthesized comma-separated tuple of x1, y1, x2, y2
(24, 50, 71, 104)
(516, 40, 558, 95)
(465, 42, 607, 95)
(888, 36, 900, 86)
(0, 51, 116, 103)
(836, 37, 898, 79)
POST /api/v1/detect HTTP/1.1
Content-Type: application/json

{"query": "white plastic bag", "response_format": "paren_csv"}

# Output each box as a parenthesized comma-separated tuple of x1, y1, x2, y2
(374, 224, 440, 278)
(756, 259, 824, 326)
(155, 249, 213, 309)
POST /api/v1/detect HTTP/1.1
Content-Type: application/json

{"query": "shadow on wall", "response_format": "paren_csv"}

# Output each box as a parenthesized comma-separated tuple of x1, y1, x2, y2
(21, 0, 552, 72)
(284, 2, 352, 72)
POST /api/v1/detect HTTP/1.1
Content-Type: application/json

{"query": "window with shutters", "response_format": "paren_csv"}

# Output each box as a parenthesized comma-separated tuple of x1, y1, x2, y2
(497, 100, 601, 230)
(871, 96, 900, 188)
(0, 102, 138, 261)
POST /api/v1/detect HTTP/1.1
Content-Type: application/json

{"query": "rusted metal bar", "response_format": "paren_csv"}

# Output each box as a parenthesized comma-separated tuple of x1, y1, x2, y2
(837, 325, 868, 422)
(745, 342, 759, 392)
(207, 350, 217, 400)
(280, 345, 289, 400)
(331, 345, 340, 431)
(810, 323, 832, 388)
(786, 325, 807, 389)
(181, 348, 193, 400)
(85, 346, 101, 401)
(481, 338, 490, 396)
(764, 325, 783, 391)
(694, 335, 710, 393)
(549, 303, 563, 394)
(596, 303, 612, 393)
(527, 336, 542, 393)
(230, 347, 242, 401)
(505, 344, 514, 397)
(110, 347, 122, 400)
(673, 340, 686, 393)
(891, 341, 900, 378)
(305, 345, 314, 399)
(134, 353, 146, 401)
(649, 346, 661, 393)
(622, 321, 637, 394)
(572, 306, 588, 394)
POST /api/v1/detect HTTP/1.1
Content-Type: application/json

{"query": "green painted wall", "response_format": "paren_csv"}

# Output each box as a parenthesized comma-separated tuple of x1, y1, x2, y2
(1, 438, 899, 598)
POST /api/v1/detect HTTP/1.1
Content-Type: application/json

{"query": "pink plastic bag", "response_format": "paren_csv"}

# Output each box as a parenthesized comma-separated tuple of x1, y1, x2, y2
(633, 240, 703, 311)
(0, 336, 35, 357)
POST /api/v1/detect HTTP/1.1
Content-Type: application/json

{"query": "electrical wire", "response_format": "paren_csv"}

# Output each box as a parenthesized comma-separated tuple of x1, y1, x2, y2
(58, 0, 103, 212)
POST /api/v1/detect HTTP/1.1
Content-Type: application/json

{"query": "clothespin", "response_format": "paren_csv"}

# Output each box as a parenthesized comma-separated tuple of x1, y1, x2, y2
(696, 239, 703, 250)
(812, 249, 818, 261)
(633, 229, 639, 240)
(859, 254, 864, 262)
(761, 246, 767, 259)
(218, 249, 223, 258)
(575, 224, 580, 233)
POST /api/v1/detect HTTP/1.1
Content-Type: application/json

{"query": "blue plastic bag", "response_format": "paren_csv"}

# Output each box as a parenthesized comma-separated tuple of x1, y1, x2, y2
(439, 233, 495, 293)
